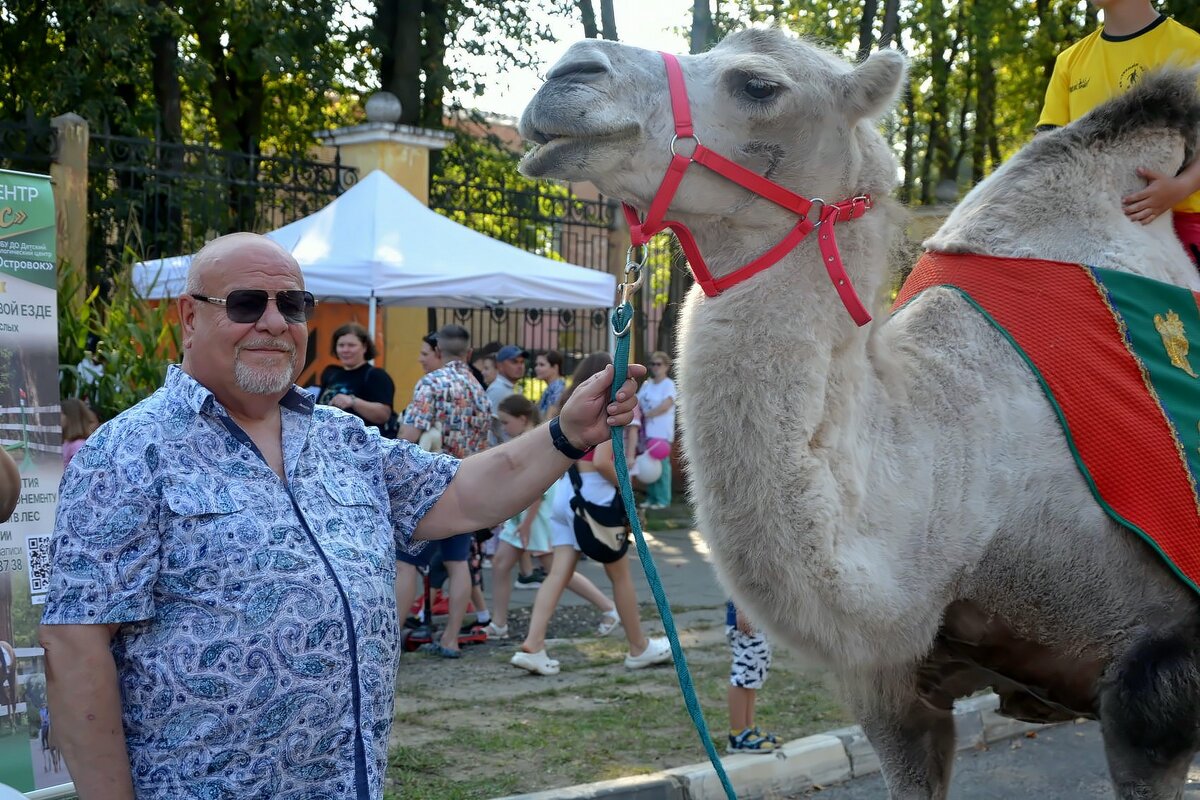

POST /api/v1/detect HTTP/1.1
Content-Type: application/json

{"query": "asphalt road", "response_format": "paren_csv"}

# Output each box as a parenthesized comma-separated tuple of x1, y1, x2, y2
(794, 721, 1200, 799)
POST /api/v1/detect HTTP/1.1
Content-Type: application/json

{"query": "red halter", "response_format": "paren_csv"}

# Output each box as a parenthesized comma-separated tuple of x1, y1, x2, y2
(622, 52, 873, 326)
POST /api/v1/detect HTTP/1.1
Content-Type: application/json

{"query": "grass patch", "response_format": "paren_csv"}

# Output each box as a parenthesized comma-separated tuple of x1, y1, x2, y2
(388, 638, 850, 798)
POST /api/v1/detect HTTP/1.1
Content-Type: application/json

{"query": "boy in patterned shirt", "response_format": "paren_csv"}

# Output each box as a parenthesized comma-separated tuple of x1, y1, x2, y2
(397, 324, 493, 657)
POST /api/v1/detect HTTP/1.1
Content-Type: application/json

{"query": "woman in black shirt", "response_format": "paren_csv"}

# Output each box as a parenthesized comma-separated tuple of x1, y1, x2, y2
(318, 322, 396, 434)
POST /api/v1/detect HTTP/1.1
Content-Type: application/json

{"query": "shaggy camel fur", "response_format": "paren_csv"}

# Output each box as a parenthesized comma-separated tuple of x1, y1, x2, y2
(520, 27, 1200, 800)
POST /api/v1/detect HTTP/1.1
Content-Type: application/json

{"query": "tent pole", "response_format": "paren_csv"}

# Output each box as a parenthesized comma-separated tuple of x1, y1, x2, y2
(369, 294, 377, 340)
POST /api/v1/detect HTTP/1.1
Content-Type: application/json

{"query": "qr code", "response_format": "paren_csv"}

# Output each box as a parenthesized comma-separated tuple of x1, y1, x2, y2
(26, 534, 51, 595)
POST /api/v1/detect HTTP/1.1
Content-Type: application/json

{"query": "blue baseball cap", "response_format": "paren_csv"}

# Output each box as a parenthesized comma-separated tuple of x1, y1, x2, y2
(496, 345, 529, 362)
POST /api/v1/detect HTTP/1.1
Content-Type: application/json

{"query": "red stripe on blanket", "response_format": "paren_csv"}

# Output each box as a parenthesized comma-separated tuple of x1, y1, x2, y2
(894, 251, 1200, 592)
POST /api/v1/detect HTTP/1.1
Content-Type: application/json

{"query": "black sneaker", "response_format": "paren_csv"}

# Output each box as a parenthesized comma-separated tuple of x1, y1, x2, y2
(514, 567, 547, 589)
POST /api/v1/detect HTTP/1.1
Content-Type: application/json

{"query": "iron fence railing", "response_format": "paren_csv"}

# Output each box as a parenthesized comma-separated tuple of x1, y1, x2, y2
(0, 120, 57, 174)
(87, 134, 358, 273)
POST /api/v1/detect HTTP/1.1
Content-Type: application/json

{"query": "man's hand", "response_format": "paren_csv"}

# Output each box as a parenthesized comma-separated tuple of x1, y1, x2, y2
(557, 364, 646, 450)
(1123, 168, 1192, 224)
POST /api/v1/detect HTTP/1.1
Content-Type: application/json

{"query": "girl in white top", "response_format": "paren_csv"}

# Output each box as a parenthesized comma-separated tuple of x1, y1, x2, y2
(636, 350, 677, 509)
(511, 353, 673, 676)
(483, 394, 616, 641)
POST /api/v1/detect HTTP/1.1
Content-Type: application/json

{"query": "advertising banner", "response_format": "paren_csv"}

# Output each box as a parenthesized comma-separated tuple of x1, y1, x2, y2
(0, 169, 67, 792)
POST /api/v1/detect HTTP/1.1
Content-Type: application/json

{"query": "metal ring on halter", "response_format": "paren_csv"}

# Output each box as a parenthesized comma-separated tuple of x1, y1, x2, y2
(670, 133, 701, 158)
(806, 197, 827, 228)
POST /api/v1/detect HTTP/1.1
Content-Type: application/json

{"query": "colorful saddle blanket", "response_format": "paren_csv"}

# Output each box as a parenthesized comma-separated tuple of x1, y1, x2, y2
(894, 252, 1200, 594)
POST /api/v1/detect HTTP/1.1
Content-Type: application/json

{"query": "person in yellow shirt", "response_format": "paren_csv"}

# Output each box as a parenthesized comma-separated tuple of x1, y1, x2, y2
(1038, 0, 1200, 268)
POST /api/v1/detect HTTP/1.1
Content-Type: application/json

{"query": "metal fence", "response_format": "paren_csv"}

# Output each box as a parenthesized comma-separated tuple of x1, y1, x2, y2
(0, 120, 56, 175)
(86, 133, 358, 274)
(428, 175, 676, 368)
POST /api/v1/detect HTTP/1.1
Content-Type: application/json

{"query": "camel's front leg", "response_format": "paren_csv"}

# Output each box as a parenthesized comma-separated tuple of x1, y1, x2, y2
(843, 667, 955, 800)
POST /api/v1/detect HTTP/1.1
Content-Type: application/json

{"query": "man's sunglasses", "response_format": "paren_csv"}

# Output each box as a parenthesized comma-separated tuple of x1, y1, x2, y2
(190, 290, 316, 324)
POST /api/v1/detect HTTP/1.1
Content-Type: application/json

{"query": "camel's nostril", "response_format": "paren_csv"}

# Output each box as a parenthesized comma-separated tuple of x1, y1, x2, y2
(546, 59, 610, 84)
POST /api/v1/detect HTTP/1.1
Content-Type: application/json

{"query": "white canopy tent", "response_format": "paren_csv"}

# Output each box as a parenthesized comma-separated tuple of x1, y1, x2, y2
(132, 170, 618, 335)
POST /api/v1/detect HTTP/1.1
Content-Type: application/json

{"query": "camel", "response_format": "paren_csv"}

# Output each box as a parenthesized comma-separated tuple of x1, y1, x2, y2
(519, 28, 1200, 800)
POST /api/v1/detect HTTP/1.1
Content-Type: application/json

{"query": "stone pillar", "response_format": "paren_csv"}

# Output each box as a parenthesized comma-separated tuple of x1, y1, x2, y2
(315, 93, 453, 396)
(50, 113, 88, 307)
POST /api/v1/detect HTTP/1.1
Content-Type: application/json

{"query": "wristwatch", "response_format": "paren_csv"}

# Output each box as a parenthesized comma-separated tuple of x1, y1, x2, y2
(549, 416, 591, 460)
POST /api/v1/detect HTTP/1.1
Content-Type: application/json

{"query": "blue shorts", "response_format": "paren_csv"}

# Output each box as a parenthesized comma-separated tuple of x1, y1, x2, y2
(397, 532, 473, 566)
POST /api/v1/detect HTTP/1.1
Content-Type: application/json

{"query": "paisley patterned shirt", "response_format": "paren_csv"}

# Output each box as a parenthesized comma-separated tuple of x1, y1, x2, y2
(42, 366, 459, 799)
(401, 359, 491, 458)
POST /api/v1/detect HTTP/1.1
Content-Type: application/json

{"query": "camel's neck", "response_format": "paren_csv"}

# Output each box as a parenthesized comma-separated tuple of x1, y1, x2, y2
(676, 200, 898, 469)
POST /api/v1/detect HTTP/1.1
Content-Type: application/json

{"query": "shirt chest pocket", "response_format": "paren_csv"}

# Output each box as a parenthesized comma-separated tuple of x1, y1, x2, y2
(314, 481, 392, 576)
(161, 486, 254, 578)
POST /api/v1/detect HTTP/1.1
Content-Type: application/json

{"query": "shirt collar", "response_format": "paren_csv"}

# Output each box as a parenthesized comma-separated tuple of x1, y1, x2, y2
(165, 364, 314, 416)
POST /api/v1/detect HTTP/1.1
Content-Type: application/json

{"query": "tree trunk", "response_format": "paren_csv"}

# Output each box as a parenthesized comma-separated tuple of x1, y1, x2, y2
(919, 0, 951, 204)
(577, 0, 599, 38)
(971, 14, 997, 184)
(419, 0, 451, 129)
(148, 1, 182, 144)
(879, 0, 899, 47)
(856, 0, 878, 62)
(690, 0, 716, 54)
(599, 0, 618, 40)
(901, 82, 916, 204)
(375, 0, 424, 125)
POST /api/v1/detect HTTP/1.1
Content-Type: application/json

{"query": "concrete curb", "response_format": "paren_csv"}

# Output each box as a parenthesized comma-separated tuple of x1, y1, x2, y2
(495, 693, 1056, 800)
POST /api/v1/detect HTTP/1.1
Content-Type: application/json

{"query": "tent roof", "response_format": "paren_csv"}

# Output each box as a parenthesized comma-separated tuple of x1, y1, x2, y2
(132, 170, 617, 309)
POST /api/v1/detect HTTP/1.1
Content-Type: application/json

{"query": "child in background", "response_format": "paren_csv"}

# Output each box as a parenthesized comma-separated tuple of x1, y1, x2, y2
(61, 398, 99, 467)
(483, 394, 618, 640)
(726, 601, 779, 754)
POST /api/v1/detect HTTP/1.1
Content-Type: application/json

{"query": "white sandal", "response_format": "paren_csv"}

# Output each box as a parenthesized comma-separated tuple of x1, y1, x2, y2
(510, 649, 560, 676)
(596, 610, 620, 637)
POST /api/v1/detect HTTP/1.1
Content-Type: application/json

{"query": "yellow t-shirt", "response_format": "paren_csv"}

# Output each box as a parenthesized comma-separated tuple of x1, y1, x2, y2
(1038, 16, 1200, 213)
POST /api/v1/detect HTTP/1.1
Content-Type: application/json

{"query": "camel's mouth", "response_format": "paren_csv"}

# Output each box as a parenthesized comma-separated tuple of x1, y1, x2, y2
(520, 124, 638, 178)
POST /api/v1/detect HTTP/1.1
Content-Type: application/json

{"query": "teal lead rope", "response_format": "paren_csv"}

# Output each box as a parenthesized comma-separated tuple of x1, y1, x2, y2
(607, 259, 738, 799)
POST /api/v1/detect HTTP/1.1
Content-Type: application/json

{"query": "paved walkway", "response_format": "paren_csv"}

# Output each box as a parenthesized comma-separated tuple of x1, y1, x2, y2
(500, 510, 730, 614)
(793, 721, 1200, 799)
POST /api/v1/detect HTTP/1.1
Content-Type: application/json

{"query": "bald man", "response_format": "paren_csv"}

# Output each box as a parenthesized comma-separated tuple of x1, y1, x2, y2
(38, 233, 644, 800)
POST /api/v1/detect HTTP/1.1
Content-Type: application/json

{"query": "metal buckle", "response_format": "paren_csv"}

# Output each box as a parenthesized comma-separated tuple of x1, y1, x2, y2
(613, 245, 647, 336)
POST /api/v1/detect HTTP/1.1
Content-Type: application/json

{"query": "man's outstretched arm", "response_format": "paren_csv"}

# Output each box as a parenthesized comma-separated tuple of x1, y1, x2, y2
(416, 363, 644, 539)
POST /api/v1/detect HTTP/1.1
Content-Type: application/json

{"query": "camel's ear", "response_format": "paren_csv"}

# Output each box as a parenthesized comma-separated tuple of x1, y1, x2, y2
(839, 49, 907, 123)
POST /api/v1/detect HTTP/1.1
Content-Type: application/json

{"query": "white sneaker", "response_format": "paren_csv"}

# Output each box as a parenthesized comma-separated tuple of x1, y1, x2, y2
(595, 610, 620, 637)
(482, 622, 509, 640)
(624, 636, 673, 670)
(510, 648, 560, 676)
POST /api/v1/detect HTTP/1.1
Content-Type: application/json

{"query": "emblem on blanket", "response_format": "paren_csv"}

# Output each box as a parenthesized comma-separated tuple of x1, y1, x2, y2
(895, 252, 1200, 594)
(1155, 310, 1198, 377)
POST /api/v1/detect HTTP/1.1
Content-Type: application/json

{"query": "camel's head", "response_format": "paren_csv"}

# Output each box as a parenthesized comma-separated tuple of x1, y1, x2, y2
(520, 28, 907, 222)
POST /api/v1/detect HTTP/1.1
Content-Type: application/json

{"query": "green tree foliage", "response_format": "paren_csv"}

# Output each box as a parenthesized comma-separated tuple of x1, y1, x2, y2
(58, 260, 179, 423)
(431, 132, 573, 260)
(0, 0, 369, 155)
(372, 0, 573, 128)
(711, 0, 1150, 204)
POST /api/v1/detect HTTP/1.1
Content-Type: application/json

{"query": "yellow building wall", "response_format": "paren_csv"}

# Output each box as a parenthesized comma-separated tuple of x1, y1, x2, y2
(333, 138, 440, 403)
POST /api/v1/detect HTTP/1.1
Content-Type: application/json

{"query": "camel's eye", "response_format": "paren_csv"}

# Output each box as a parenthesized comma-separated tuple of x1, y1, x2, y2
(743, 78, 777, 101)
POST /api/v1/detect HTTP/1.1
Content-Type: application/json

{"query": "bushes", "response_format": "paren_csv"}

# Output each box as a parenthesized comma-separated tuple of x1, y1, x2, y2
(58, 262, 179, 422)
